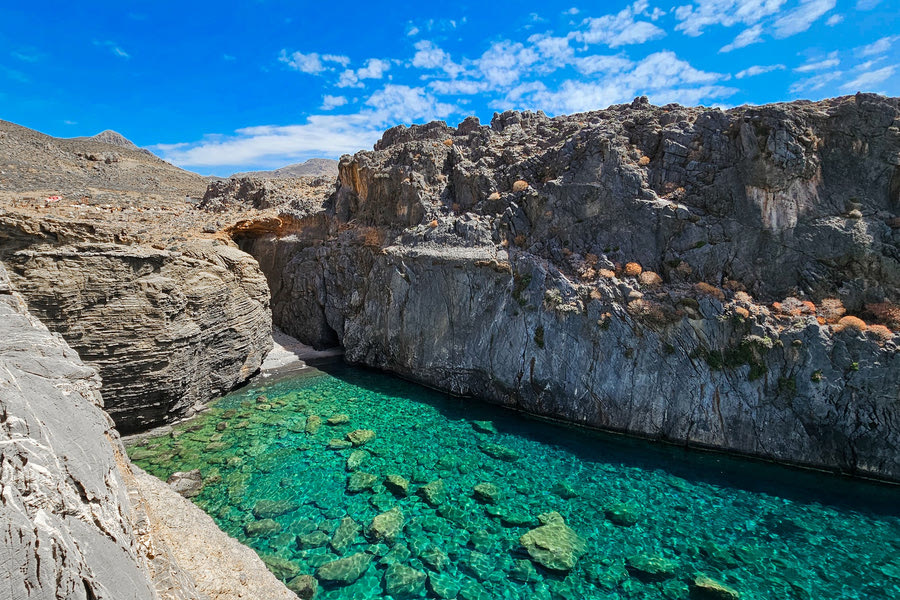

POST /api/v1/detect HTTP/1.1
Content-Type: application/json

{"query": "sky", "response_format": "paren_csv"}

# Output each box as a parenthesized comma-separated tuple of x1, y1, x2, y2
(1, 0, 898, 175)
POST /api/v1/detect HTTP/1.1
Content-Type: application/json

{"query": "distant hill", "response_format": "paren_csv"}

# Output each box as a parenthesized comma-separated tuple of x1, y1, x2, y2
(232, 158, 339, 179)
(75, 130, 139, 149)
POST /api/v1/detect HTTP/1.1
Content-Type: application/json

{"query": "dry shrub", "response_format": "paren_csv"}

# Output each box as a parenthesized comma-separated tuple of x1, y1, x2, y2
(429, 219, 439, 228)
(500, 238, 509, 248)
(638, 155, 650, 166)
(816, 316, 826, 325)
(723, 279, 746, 292)
(802, 301, 817, 314)
(778, 297, 807, 316)
(628, 299, 681, 328)
(624, 262, 643, 277)
(734, 291, 753, 305)
(834, 315, 867, 333)
(357, 226, 386, 248)
(734, 307, 750, 319)
(639, 271, 662, 286)
(488, 191, 501, 201)
(598, 268, 616, 279)
(584, 253, 599, 267)
(818, 298, 846, 324)
(443, 138, 454, 146)
(512, 180, 529, 193)
(589, 289, 604, 301)
(868, 324, 893, 341)
(451, 203, 460, 213)
(695, 282, 725, 302)
(580, 268, 597, 281)
(865, 302, 900, 329)
(514, 234, 526, 246)
(674, 261, 693, 277)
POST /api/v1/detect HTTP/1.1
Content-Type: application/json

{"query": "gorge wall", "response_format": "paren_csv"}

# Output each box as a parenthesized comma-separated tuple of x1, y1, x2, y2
(239, 93, 900, 481)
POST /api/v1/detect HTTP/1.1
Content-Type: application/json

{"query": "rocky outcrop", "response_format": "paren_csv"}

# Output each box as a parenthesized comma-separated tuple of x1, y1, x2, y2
(0, 263, 183, 599)
(0, 214, 273, 433)
(239, 94, 900, 481)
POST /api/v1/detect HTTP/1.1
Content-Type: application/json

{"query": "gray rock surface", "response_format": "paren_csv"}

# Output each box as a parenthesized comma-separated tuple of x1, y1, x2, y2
(0, 214, 273, 433)
(0, 263, 181, 599)
(239, 94, 900, 480)
(232, 157, 339, 179)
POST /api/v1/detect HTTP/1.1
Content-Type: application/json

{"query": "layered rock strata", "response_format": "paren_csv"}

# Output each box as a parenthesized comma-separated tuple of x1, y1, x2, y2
(238, 94, 900, 480)
(0, 214, 273, 433)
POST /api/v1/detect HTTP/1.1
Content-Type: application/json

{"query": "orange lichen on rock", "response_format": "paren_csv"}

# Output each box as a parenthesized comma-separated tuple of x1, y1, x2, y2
(624, 262, 643, 277)
(639, 271, 662, 286)
(512, 180, 529, 193)
(868, 324, 893, 341)
(834, 315, 867, 332)
(598, 268, 616, 279)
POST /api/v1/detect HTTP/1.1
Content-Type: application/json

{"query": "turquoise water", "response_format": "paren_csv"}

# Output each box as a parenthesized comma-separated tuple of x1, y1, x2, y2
(127, 364, 900, 599)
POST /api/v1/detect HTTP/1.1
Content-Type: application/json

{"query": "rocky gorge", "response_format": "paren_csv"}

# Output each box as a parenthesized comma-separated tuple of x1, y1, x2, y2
(1, 93, 899, 597)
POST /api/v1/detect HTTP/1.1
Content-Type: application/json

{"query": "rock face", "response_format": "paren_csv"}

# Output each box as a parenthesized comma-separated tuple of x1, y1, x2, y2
(0, 263, 179, 599)
(0, 215, 273, 432)
(239, 94, 900, 481)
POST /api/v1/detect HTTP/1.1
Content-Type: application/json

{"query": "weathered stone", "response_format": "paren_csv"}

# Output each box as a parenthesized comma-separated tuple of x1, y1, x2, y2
(384, 563, 427, 598)
(245, 518, 281, 537)
(261, 555, 301, 579)
(421, 546, 450, 572)
(519, 512, 587, 571)
(473, 482, 501, 504)
(346, 449, 368, 471)
(479, 442, 521, 462)
(347, 471, 378, 493)
(605, 502, 639, 526)
(367, 507, 405, 544)
(305, 415, 322, 434)
(328, 438, 353, 450)
(626, 555, 678, 582)
(297, 530, 329, 549)
(167, 469, 203, 498)
(316, 553, 372, 585)
(385, 474, 410, 497)
(253, 499, 299, 519)
(327, 413, 351, 425)
(330, 517, 360, 553)
(347, 428, 376, 446)
(287, 574, 319, 599)
(418, 479, 447, 506)
(691, 575, 740, 600)
(428, 572, 462, 599)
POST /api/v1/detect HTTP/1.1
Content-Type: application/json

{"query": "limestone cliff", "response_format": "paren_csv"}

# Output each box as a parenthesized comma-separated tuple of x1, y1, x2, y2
(0, 213, 273, 433)
(237, 94, 900, 480)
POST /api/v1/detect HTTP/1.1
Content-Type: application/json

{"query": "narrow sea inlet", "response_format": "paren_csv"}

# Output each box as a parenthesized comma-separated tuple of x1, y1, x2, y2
(127, 364, 900, 600)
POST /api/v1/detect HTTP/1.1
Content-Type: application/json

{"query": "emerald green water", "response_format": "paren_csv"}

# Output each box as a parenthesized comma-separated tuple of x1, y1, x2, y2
(127, 364, 900, 599)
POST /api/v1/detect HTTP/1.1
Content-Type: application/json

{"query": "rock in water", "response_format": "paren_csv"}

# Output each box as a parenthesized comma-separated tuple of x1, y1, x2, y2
(245, 518, 281, 537)
(384, 563, 427, 598)
(347, 471, 378, 493)
(418, 479, 447, 506)
(519, 512, 587, 571)
(306, 415, 322, 434)
(479, 442, 521, 462)
(252, 499, 299, 519)
(691, 575, 741, 600)
(473, 482, 501, 504)
(626, 555, 678, 582)
(368, 507, 405, 544)
(347, 428, 376, 446)
(316, 553, 372, 585)
(385, 474, 410, 497)
(167, 469, 204, 498)
(330, 517, 360, 553)
(346, 449, 367, 471)
(287, 574, 319, 599)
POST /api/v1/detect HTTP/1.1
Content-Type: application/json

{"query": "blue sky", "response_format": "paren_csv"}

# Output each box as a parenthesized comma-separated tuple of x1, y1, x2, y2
(1, 0, 897, 175)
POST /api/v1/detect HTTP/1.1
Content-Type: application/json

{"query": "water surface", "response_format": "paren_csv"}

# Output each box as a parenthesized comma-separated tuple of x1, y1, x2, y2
(127, 364, 900, 599)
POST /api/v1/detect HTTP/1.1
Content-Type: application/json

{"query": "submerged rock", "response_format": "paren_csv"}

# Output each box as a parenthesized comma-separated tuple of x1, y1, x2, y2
(472, 420, 498, 434)
(261, 555, 300, 580)
(252, 499, 299, 519)
(479, 442, 521, 462)
(330, 517, 360, 553)
(428, 572, 462, 599)
(519, 512, 587, 571)
(286, 574, 319, 599)
(385, 474, 410, 497)
(245, 518, 282, 537)
(316, 553, 372, 585)
(691, 575, 741, 600)
(368, 507, 405, 544)
(473, 482, 501, 504)
(346, 449, 368, 471)
(328, 413, 351, 425)
(167, 469, 204, 498)
(347, 471, 378, 493)
(421, 547, 450, 572)
(384, 563, 427, 598)
(418, 479, 447, 506)
(305, 415, 322, 434)
(626, 554, 678, 582)
(327, 438, 353, 450)
(605, 502, 639, 527)
(347, 428, 376, 446)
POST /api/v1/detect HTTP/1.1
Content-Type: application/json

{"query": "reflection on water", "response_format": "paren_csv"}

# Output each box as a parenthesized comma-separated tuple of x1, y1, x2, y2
(128, 364, 900, 599)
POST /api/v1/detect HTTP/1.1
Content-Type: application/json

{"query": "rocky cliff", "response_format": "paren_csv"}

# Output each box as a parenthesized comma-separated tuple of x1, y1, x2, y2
(237, 94, 900, 480)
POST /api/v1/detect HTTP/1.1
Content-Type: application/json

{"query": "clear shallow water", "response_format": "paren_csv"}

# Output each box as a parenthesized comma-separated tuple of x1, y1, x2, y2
(127, 364, 900, 600)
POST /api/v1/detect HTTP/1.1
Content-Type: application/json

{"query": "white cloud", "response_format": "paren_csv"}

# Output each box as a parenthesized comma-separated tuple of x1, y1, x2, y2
(565, 7, 580, 15)
(528, 34, 575, 65)
(477, 41, 539, 86)
(576, 0, 666, 48)
(153, 114, 386, 169)
(855, 0, 880, 8)
(574, 54, 633, 74)
(773, 0, 836, 38)
(826, 14, 843, 25)
(794, 52, 839, 72)
(675, 0, 786, 37)
(407, 26, 420, 36)
(506, 51, 735, 113)
(429, 79, 489, 95)
(365, 84, 456, 123)
(93, 40, 130, 59)
(322, 54, 351, 67)
(357, 58, 390, 80)
(412, 41, 465, 77)
(321, 95, 348, 110)
(720, 24, 764, 52)
(336, 69, 363, 88)
(735, 64, 785, 78)
(858, 36, 899, 57)
(279, 50, 349, 74)
(789, 71, 842, 94)
(841, 65, 895, 91)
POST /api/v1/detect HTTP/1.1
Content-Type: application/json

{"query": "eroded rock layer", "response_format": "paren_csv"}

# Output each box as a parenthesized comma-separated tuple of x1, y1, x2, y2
(0, 214, 272, 433)
(239, 94, 900, 480)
